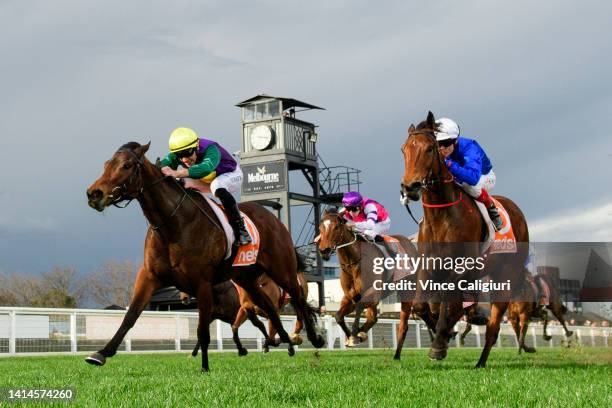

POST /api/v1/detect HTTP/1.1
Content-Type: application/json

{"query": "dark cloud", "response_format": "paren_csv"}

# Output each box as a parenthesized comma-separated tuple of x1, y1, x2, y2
(0, 0, 611, 273)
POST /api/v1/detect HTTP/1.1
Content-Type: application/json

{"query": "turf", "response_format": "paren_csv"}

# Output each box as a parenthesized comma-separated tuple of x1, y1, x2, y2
(0, 347, 610, 407)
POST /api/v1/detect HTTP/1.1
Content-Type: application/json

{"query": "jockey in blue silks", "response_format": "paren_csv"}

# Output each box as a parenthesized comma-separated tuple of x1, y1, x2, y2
(435, 118, 503, 230)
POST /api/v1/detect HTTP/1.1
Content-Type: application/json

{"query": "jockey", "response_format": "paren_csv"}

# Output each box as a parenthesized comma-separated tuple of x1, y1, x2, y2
(160, 127, 251, 246)
(341, 191, 391, 241)
(435, 118, 503, 231)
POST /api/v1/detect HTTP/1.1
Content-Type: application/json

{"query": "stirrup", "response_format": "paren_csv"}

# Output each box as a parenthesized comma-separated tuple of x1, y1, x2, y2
(234, 220, 252, 246)
(488, 208, 503, 231)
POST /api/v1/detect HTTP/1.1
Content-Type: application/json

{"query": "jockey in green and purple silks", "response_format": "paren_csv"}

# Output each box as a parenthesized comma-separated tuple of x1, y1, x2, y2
(160, 127, 251, 246)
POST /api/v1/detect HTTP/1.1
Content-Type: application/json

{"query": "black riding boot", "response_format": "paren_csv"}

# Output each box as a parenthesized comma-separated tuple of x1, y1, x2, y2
(215, 188, 252, 246)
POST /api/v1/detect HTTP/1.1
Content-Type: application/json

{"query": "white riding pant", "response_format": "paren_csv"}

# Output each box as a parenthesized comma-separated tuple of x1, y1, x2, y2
(183, 166, 243, 195)
(354, 218, 391, 240)
(460, 171, 496, 198)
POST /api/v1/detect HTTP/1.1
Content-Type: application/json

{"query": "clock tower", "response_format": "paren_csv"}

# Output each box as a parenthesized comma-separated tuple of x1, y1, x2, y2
(236, 94, 343, 305)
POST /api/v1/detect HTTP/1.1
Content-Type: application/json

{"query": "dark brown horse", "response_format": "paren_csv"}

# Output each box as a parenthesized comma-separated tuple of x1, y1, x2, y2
(400, 112, 530, 368)
(180, 281, 268, 356)
(86, 142, 324, 371)
(317, 209, 416, 347)
(189, 271, 309, 356)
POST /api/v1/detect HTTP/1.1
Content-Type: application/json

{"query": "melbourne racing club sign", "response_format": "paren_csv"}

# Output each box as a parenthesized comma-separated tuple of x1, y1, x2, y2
(241, 161, 286, 194)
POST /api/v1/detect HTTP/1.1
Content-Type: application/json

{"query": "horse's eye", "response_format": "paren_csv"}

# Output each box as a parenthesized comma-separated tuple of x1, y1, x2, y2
(426, 147, 433, 154)
(123, 163, 132, 170)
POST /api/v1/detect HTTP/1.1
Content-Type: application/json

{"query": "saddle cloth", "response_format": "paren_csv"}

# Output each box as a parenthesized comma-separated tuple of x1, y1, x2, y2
(474, 197, 517, 254)
(202, 196, 261, 266)
(374, 235, 415, 282)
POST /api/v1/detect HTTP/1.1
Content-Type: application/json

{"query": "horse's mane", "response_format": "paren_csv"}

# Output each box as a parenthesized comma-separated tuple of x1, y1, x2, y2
(118, 141, 142, 152)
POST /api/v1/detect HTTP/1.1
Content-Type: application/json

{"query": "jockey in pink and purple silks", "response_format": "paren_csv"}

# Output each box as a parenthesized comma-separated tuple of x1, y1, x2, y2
(341, 191, 391, 241)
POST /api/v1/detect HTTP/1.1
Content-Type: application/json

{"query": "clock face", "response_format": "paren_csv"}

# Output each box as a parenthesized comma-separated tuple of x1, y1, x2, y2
(250, 125, 274, 150)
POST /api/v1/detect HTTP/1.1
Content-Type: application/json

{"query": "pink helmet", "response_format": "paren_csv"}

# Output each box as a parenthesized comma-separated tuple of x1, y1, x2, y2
(342, 191, 363, 207)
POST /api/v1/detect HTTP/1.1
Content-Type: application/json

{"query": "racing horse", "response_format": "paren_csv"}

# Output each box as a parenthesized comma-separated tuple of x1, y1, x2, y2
(86, 142, 324, 371)
(400, 112, 530, 368)
(188, 270, 310, 356)
(317, 208, 418, 347)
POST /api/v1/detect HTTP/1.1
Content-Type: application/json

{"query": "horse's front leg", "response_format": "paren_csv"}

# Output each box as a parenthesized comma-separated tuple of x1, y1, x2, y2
(197, 282, 213, 372)
(85, 267, 160, 366)
(335, 295, 356, 346)
(357, 303, 379, 342)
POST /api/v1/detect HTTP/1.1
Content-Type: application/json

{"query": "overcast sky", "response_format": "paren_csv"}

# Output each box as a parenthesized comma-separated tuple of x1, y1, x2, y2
(1, 0, 611, 276)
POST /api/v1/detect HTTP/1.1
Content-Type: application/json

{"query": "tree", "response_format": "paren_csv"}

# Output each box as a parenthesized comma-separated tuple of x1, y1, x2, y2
(0, 268, 87, 308)
(87, 260, 137, 308)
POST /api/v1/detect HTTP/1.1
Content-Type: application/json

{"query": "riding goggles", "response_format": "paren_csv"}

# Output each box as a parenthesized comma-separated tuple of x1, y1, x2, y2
(175, 148, 197, 159)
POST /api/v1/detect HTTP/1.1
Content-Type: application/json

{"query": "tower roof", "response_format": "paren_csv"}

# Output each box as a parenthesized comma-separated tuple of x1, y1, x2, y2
(236, 94, 324, 111)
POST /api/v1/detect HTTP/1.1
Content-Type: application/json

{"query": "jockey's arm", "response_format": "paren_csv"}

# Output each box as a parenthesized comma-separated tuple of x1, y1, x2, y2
(446, 143, 483, 186)
(185, 145, 220, 179)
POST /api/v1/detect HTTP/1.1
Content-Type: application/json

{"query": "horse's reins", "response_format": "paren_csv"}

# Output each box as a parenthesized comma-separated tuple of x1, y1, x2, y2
(110, 148, 222, 232)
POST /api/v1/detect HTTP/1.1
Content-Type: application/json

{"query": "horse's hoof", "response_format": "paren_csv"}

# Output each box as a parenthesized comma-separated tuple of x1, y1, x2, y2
(523, 346, 536, 353)
(393, 354, 401, 361)
(428, 347, 447, 361)
(474, 362, 486, 369)
(347, 336, 359, 347)
(311, 334, 325, 349)
(289, 333, 303, 345)
(201, 368, 209, 373)
(566, 331, 574, 338)
(263, 347, 269, 354)
(288, 346, 295, 357)
(85, 352, 106, 366)
(357, 332, 368, 343)
(543, 335, 552, 341)
(238, 348, 248, 357)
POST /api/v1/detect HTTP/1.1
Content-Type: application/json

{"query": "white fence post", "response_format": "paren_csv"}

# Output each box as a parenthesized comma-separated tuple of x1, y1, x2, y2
(576, 329, 582, 346)
(475, 324, 481, 348)
(415, 322, 421, 349)
(174, 315, 181, 351)
(391, 322, 397, 350)
(216, 320, 223, 351)
(70, 313, 77, 353)
(590, 329, 596, 347)
(325, 316, 335, 350)
(9, 310, 16, 355)
(368, 330, 374, 349)
(531, 326, 537, 349)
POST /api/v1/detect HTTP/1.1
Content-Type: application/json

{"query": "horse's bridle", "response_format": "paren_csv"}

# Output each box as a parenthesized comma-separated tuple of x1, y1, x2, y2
(107, 148, 221, 232)
(403, 129, 462, 209)
(405, 129, 455, 190)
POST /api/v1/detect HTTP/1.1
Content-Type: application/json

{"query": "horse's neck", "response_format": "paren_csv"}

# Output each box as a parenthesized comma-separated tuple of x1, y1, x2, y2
(137, 161, 211, 237)
(420, 168, 474, 240)
(337, 229, 360, 264)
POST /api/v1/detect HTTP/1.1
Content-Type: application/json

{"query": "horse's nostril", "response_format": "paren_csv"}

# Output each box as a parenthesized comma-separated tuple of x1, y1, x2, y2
(408, 182, 422, 191)
(88, 189, 103, 200)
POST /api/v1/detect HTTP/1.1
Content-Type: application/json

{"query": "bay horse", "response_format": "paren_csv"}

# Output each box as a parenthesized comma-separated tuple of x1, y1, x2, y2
(317, 208, 417, 347)
(400, 112, 530, 368)
(188, 270, 310, 356)
(86, 142, 324, 371)
(506, 272, 573, 352)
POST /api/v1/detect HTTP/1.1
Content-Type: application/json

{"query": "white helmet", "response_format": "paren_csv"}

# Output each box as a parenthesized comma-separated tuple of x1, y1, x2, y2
(434, 118, 460, 141)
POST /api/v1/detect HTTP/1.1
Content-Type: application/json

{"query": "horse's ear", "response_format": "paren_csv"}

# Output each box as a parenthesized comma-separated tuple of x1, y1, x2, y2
(135, 141, 151, 157)
(426, 111, 436, 129)
(408, 124, 416, 134)
(155, 157, 162, 168)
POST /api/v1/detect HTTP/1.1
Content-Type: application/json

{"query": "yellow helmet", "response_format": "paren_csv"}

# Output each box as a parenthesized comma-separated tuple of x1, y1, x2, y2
(169, 127, 199, 153)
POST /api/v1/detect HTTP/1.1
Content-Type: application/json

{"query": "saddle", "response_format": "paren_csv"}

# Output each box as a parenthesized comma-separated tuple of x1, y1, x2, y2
(202, 195, 261, 266)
